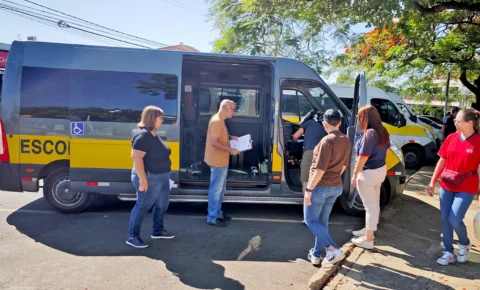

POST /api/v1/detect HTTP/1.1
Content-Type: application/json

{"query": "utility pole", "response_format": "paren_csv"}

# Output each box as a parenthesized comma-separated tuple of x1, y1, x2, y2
(444, 71, 451, 119)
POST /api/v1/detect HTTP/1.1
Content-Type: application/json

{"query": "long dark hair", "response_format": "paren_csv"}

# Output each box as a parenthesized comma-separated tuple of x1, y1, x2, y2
(358, 104, 390, 147)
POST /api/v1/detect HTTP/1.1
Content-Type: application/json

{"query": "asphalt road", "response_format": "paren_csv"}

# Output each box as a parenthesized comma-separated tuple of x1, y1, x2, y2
(0, 190, 366, 290)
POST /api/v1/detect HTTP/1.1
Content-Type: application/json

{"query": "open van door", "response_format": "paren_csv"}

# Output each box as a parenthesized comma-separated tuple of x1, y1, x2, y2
(339, 72, 368, 215)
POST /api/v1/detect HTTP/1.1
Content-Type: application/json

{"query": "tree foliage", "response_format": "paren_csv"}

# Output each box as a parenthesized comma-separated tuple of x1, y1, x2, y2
(208, 0, 480, 109)
(208, 0, 334, 73)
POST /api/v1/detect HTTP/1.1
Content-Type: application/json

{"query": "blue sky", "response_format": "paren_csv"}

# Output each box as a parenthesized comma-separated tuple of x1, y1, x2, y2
(0, 0, 370, 70)
(0, 0, 216, 51)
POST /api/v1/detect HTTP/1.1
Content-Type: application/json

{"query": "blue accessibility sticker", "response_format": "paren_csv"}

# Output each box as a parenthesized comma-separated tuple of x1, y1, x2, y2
(71, 122, 84, 136)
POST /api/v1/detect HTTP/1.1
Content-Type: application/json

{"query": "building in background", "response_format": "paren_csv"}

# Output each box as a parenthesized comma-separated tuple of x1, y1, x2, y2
(402, 79, 474, 113)
(160, 42, 199, 52)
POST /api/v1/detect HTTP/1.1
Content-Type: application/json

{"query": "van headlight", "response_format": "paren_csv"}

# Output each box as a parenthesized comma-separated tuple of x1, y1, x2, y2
(390, 140, 405, 166)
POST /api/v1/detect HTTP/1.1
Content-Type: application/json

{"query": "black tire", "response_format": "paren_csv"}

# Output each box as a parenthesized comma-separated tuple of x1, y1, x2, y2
(402, 146, 425, 169)
(339, 184, 387, 217)
(43, 167, 95, 214)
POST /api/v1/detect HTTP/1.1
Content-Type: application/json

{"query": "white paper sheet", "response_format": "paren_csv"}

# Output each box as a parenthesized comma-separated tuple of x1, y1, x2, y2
(229, 134, 253, 152)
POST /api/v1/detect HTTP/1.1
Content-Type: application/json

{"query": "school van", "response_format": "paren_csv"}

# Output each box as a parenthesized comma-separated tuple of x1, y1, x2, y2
(386, 92, 443, 148)
(331, 85, 437, 169)
(0, 41, 407, 216)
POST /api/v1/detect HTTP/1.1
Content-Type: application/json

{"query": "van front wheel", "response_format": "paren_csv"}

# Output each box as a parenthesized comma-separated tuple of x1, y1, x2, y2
(43, 168, 95, 214)
(402, 146, 424, 169)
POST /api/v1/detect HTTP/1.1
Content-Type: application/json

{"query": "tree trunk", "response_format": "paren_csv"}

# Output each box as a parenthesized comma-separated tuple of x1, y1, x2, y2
(472, 96, 480, 111)
(459, 68, 480, 109)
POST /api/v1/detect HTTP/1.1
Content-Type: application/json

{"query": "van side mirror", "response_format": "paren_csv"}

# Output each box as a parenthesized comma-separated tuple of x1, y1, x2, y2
(397, 114, 407, 128)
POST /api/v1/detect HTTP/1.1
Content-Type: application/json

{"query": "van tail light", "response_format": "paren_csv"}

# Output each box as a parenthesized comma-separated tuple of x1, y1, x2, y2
(0, 119, 10, 163)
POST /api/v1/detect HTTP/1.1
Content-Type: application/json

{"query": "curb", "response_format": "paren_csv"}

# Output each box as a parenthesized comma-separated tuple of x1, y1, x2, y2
(307, 168, 427, 289)
(307, 242, 356, 290)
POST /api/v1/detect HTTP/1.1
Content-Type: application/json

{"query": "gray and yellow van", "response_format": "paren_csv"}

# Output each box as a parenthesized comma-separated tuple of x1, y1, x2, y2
(0, 41, 407, 215)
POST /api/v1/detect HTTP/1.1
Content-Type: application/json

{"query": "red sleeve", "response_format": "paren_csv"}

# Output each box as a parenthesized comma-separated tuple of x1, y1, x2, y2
(438, 133, 453, 159)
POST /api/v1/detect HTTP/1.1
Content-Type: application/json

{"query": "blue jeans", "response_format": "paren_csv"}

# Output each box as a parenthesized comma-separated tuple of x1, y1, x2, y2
(128, 170, 171, 238)
(207, 166, 228, 223)
(440, 188, 475, 254)
(304, 185, 343, 257)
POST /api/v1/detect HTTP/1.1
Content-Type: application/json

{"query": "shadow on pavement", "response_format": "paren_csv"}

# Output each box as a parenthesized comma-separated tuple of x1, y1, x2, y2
(353, 192, 479, 289)
(357, 264, 456, 290)
(6, 196, 364, 290)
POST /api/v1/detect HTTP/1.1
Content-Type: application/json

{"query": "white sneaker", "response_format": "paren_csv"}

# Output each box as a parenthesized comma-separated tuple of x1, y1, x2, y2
(437, 252, 456, 265)
(321, 249, 345, 266)
(352, 228, 366, 237)
(457, 244, 471, 263)
(352, 236, 374, 249)
(307, 251, 321, 265)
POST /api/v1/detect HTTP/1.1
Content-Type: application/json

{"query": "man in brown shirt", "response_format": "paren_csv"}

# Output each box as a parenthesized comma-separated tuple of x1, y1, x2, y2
(304, 109, 352, 267)
(204, 99, 240, 227)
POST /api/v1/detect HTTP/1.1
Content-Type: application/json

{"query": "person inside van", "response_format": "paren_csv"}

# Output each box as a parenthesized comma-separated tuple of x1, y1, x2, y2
(126, 105, 175, 249)
(204, 99, 240, 227)
(351, 105, 390, 249)
(304, 109, 352, 266)
(428, 108, 480, 265)
(442, 107, 459, 141)
(292, 112, 327, 199)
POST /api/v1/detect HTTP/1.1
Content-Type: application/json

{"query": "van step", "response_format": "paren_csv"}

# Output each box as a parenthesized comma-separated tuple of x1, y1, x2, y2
(117, 194, 303, 204)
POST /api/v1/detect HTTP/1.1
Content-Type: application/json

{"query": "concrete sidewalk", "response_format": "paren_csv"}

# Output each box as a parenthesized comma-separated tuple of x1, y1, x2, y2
(325, 167, 480, 290)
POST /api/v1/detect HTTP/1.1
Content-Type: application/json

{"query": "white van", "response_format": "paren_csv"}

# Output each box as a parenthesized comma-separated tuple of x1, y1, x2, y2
(330, 85, 437, 169)
(386, 92, 442, 148)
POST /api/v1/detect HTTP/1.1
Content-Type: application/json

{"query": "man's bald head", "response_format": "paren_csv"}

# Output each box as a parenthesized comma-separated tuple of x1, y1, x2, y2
(220, 99, 235, 109)
(218, 99, 236, 119)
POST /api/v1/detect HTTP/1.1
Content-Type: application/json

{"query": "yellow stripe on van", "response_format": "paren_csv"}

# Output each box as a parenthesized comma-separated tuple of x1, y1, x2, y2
(7, 135, 180, 170)
(7, 135, 69, 164)
(70, 138, 180, 170)
(386, 149, 399, 170)
(383, 124, 427, 137)
(272, 144, 283, 172)
(282, 116, 301, 124)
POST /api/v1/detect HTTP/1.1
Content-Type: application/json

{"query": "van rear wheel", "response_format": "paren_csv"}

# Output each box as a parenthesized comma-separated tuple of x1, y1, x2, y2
(43, 168, 95, 214)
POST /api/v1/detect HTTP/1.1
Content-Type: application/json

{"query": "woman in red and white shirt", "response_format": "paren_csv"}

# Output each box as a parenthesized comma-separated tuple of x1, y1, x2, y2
(428, 108, 480, 265)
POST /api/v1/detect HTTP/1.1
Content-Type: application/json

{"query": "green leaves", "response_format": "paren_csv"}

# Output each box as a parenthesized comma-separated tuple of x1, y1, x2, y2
(208, 0, 480, 108)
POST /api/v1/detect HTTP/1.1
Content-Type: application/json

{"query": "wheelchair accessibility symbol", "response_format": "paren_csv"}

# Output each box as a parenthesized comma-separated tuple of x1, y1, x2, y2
(71, 122, 84, 136)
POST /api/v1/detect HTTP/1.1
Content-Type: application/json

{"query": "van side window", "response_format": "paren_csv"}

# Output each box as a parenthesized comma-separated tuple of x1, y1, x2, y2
(371, 98, 401, 126)
(340, 98, 354, 111)
(281, 90, 314, 123)
(20, 67, 178, 124)
(198, 87, 259, 117)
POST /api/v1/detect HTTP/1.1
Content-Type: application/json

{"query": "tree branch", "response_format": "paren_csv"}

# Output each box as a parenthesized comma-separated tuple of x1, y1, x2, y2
(445, 21, 480, 27)
(414, 1, 480, 14)
(459, 67, 480, 97)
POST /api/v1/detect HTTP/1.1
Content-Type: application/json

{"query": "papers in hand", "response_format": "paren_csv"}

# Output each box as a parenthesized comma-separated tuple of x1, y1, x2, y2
(230, 134, 253, 152)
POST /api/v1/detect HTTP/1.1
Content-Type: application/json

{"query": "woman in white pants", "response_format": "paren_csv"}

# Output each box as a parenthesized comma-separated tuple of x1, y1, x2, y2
(351, 105, 390, 249)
